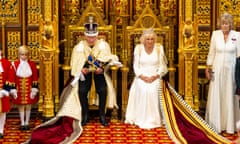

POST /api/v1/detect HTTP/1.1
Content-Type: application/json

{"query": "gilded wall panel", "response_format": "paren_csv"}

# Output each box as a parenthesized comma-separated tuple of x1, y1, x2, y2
(196, 1, 211, 26)
(197, 31, 211, 64)
(27, 31, 40, 61)
(6, 31, 21, 61)
(219, 0, 240, 16)
(64, 0, 80, 25)
(196, 0, 211, 65)
(0, 0, 20, 23)
(27, 0, 41, 25)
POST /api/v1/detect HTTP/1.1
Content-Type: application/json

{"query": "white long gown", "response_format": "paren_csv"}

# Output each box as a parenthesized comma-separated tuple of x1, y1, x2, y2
(205, 30, 240, 134)
(125, 43, 168, 129)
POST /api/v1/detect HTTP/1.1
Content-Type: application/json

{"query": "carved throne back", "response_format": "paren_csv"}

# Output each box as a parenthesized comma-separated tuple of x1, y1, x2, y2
(125, 4, 172, 87)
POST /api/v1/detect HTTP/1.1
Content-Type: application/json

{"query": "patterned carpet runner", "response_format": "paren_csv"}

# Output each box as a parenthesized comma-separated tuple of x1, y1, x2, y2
(0, 117, 237, 144)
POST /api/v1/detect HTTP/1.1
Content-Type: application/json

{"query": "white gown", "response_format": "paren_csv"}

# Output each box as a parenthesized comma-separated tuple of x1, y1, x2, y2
(125, 43, 168, 129)
(205, 30, 240, 134)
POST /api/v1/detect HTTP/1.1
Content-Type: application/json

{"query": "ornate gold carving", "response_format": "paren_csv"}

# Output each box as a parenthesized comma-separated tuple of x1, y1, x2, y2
(183, 19, 195, 49)
(198, 31, 211, 64)
(43, 20, 54, 40)
(43, 0, 52, 22)
(27, 0, 41, 25)
(0, 0, 19, 23)
(120, 66, 129, 120)
(27, 31, 40, 61)
(38, 0, 60, 118)
(219, 1, 240, 17)
(110, 65, 119, 122)
(7, 31, 21, 61)
(95, 0, 104, 11)
(141, 15, 155, 28)
(65, 0, 80, 24)
(180, 49, 199, 110)
(39, 49, 55, 118)
(198, 78, 209, 110)
(76, 3, 107, 26)
(39, 15, 58, 50)
(196, 1, 211, 26)
(159, 0, 177, 26)
(132, 5, 162, 29)
(114, 0, 128, 25)
(185, 0, 192, 19)
(179, 12, 199, 110)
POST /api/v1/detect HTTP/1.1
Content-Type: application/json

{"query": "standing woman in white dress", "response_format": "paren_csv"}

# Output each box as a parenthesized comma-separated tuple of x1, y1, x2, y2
(125, 28, 168, 129)
(205, 12, 240, 134)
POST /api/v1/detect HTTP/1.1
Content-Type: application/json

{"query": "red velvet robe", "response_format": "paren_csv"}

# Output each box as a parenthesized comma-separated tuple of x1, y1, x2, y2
(25, 81, 83, 144)
(30, 116, 74, 144)
(8, 59, 38, 105)
(0, 58, 11, 112)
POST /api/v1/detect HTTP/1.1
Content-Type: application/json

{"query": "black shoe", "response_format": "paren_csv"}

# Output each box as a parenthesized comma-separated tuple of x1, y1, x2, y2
(20, 125, 25, 130)
(81, 118, 89, 126)
(0, 133, 3, 139)
(24, 125, 30, 130)
(100, 116, 108, 126)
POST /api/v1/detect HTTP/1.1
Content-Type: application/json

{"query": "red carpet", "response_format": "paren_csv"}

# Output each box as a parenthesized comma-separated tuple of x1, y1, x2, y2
(0, 117, 238, 144)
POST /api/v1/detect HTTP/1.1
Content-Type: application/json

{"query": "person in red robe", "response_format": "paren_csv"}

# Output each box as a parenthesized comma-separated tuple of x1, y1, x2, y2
(0, 44, 11, 139)
(6, 45, 38, 131)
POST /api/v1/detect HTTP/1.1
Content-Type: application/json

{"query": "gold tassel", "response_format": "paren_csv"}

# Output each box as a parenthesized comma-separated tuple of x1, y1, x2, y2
(89, 72, 97, 105)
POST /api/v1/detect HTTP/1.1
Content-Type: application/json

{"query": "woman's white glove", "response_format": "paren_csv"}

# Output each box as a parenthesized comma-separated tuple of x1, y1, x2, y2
(30, 88, 38, 99)
(10, 89, 18, 99)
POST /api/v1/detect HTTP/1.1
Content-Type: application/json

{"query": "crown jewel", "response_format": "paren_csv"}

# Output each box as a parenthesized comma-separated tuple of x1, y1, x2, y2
(84, 16, 98, 37)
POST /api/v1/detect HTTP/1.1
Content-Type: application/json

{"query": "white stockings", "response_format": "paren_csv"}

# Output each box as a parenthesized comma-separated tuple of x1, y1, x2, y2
(18, 104, 31, 126)
(0, 112, 6, 134)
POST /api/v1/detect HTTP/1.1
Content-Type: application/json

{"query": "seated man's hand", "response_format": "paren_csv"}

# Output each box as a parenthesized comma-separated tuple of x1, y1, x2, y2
(81, 68, 89, 75)
(95, 67, 103, 74)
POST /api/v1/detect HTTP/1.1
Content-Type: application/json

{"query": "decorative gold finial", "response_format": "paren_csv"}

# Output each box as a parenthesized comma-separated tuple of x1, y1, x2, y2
(145, 0, 150, 4)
